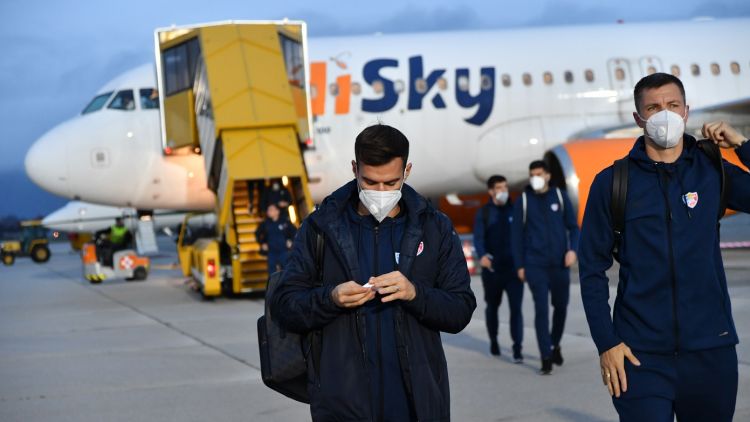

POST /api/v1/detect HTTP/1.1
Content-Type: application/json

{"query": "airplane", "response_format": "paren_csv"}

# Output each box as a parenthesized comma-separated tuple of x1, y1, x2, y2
(24, 18, 750, 228)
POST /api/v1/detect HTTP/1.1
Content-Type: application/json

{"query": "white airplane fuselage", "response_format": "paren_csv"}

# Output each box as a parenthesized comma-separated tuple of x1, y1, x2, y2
(25, 19, 750, 211)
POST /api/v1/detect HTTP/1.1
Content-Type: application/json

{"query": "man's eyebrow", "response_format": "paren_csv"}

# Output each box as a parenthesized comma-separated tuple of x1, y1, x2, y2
(362, 176, 401, 184)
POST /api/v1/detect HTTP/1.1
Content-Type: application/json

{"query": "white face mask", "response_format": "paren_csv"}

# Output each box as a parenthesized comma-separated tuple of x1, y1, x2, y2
(639, 109, 686, 149)
(357, 169, 405, 223)
(530, 175, 546, 192)
(494, 191, 508, 204)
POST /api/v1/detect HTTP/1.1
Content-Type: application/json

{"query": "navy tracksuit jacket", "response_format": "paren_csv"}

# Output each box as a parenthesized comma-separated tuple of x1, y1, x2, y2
(579, 135, 750, 420)
(255, 217, 296, 273)
(580, 135, 750, 355)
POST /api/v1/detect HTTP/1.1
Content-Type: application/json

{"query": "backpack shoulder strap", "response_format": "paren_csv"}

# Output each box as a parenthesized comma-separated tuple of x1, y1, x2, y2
(555, 187, 564, 213)
(482, 205, 490, 228)
(314, 228, 324, 287)
(611, 157, 629, 258)
(697, 140, 727, 220)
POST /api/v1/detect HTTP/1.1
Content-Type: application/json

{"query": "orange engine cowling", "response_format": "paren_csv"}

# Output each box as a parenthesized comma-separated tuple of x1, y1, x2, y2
(545, 138, 747, 225)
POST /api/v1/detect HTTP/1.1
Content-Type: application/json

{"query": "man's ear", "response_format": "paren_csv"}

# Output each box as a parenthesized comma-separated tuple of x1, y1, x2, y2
(684, 105, 689, 123)
(404, 162, 412, 180)
(351, 160, 357, 177)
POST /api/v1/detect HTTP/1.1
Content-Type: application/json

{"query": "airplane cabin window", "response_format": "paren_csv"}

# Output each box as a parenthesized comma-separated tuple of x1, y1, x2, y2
(584, 69, 594, 82)
(310, 84, 319, 99)
(691, 64, 701, 76)
(437, 77, 448, 91)
(351, 82, 361, 95)
(564, 71, 573, 84)
(730, 62, 740, 75)
(670, 65, 681, 77)
(522, 73, 532, 86)
(501, 74, 511, 87)
(107, 90, 135, 111)
(711, 63, 720, 76)
(481, 74, 493, 90)
(415, 78, 428, 94)
(329, 83, 339, 96)
(457, 75, 469, 91)
(81, 91, 114, 114)
(615, 67, 625, 81)
(647, 66, 657, 75)
(372, 80, 384, 94)
(543, 72, 553, 85)
(394, 80, 405, 94)
(139, 88, 159, 109)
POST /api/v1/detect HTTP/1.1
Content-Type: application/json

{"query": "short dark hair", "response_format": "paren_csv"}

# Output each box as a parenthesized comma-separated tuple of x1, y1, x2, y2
(633, 73, 686, 114)
(529, 160, 548, 172)
(354, 124, 409, 169)
(486, 175, 507, 189)
(115, 217, 124, 224)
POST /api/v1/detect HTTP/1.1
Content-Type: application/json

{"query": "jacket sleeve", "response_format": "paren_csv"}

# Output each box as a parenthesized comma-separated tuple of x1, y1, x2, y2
(401, 214, 476, 334)
(562, 190, 580, 252)
(473, 206, 487, 259)
(726, 142, 750, 213)
(271, 219, 342, 334)
(254, 222, 265, 244)
(579, 169, 622, 355)
(511, 198, 525, 269)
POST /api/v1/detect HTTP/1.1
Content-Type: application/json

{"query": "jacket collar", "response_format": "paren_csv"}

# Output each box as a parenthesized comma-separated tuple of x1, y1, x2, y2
(628, 134, 698, 172)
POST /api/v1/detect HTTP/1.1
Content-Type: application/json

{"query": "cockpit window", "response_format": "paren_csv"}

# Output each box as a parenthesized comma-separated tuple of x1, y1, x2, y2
(140, 88, 159, 109)
(108, 90, 135, 111)
(81, 91, 114, 114)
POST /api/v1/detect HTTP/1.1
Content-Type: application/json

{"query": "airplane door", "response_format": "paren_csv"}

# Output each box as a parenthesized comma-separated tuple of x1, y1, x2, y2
(639, 56, 663, 77)
(607, 58, 634, 122)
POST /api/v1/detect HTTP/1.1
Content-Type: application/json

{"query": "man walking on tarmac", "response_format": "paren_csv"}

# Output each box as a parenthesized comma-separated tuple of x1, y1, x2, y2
(256, 203, 297, 274)
(579, 72, 750, 421)
(511, 161, 579, 375)
(473, 175, 524, 362)
(272, 124, 476, 421)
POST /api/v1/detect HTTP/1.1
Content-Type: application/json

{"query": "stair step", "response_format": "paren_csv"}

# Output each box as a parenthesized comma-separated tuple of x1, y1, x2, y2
(238, 233, 257, 243)
(238, 252, 265, 261)
(235, 216, 262, 225)
(239, 243, 261, 253)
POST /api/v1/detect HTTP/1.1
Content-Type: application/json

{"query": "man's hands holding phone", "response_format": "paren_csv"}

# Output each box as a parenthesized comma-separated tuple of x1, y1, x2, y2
(331, 271, 417, 308)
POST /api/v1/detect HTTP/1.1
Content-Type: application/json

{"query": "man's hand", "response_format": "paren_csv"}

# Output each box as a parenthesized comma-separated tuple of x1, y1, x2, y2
(260, 243, 268, 252)
(369, 271, 417, 303)
(600, 342, 641, 398)
(702, 121, 746, 149)
(479, 255, 492, 269)
(564, 250, 577, 268)
(285, 239, 293, 249)
(331, 281, 375, 308)
(517, 268, 525, 282)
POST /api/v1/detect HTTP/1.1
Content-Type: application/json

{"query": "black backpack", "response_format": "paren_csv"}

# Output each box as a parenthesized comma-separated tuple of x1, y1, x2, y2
(611, 140, 727, 261)
(257, 230, 324, 403)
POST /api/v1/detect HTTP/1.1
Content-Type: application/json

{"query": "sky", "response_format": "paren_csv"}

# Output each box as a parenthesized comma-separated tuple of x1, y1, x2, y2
(0, 0, 748, 218)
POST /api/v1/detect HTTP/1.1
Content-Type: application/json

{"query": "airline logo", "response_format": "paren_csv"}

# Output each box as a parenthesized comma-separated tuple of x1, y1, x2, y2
(311, 56, 494, 126)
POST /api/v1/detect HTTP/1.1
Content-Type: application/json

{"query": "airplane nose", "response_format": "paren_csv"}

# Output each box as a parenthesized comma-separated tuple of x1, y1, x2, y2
(25, 129, 71, 198)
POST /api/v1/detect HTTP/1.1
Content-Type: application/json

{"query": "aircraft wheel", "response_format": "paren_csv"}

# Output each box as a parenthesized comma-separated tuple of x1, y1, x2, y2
(2, 253, 15, 266)
(31, 245, 51, 263)
(132, 267, 148, 281)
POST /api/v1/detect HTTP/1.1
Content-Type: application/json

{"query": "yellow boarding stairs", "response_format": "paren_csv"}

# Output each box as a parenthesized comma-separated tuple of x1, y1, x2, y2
(162, 21, 315, 297)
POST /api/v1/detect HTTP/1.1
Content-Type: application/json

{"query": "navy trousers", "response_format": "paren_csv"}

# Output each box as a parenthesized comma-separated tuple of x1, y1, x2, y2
(525, 266, 569, 359)
(481, 267, 524, 352)
(613, 346, 737, 422)
(266, 250, 289, 274)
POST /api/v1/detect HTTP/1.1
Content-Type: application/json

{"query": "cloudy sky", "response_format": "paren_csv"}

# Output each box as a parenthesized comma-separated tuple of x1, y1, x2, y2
(0, 0, 748, 217)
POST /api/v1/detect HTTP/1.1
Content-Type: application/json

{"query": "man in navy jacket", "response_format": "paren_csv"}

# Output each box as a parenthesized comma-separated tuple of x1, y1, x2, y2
(473, 175, 524, 361)
(579, 72, 750, 421)
(272, 124, 476, 421)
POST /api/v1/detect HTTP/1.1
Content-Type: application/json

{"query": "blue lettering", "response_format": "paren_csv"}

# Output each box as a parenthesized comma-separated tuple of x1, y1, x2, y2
(408, 56, 446, 110)
(362, 59, 399, 113)
(455, 67, 495, 126)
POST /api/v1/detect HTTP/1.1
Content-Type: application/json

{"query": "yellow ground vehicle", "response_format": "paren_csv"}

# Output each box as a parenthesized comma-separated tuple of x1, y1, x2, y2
(1, 220, 51, 266)
(158, 21, 315, 297)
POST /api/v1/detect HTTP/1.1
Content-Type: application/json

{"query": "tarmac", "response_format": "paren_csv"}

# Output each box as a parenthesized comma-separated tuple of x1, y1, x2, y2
(1, 238, 749, 422)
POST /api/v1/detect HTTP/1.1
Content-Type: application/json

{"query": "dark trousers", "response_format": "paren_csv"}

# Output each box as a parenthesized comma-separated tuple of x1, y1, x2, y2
(266, 250, 289, 274)
(525, 266, 569, 359)
(481, 268, 524, 351)
(613, 346, 737, 422)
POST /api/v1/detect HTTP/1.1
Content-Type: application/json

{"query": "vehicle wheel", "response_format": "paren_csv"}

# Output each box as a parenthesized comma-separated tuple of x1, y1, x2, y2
(133, 266, 148, 281)
(31, 245, 51, 263)
(2, 253, 15, 266)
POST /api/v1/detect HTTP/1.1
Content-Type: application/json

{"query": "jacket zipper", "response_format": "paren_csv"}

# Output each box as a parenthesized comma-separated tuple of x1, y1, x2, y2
(374, 225, 384, 422)
(658, 165, 680, 354)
